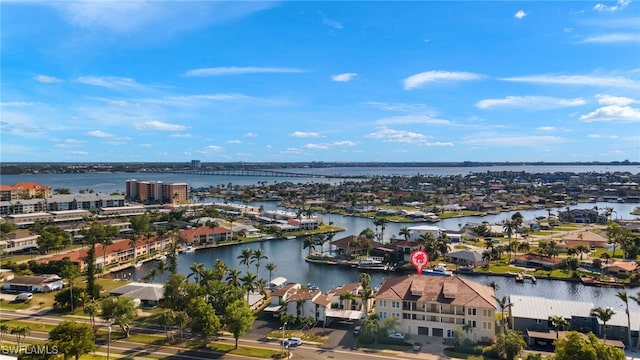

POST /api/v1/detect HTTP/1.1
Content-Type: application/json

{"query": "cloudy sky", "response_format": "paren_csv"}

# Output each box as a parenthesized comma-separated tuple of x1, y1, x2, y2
(2, 1, 639, 163)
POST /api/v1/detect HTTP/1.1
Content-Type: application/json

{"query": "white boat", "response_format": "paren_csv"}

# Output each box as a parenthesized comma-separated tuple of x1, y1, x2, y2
(286, 236, 297, 240)
(157, 254, 167, 261)
(184, 246, 196, 253)
(133, 261, 143, 268)
(422, 264, 453, 277)
(357, 258, 391, 271)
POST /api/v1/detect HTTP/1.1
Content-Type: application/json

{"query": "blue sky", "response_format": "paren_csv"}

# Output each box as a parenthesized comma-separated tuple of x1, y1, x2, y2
(1, 1, 639, 163)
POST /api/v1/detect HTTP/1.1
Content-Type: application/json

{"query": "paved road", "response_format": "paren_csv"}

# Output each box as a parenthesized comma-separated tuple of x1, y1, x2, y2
(2, 310, 447, 360)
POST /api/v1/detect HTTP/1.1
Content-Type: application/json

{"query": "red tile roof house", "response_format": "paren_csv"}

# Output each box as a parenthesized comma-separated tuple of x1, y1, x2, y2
(41, 236, 170, 271)
(179, 226, 231, 245)
(376, 275, 496, 343)
(330, 235, 385, 258)
(283, 288, 331, 323)
(326, 282, 365, 311)
(605, 261, 638, 276)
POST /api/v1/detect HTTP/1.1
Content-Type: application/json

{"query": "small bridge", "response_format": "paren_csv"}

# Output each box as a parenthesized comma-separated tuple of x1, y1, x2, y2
(162, 169, 355, 178)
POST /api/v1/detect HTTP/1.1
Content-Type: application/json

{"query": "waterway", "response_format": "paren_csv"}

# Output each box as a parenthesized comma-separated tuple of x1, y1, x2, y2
(3, 168, 640, 309)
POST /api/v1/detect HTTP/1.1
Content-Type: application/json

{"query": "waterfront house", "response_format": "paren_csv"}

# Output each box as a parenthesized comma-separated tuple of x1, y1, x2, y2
(326, 282, 367, 311)
(559, 231, 608, 249)
(0, 182, 51, 201)
(283, 288, 331, 323)
(605, 260, 638, 276)
(509, 295, 631, 348)
(264, 283, 301, 316)
(406, 225, 440, 241)
(180, 226, 231, 245)
(393, 240, 423, 262)
(330, 235, 385, 258)
(446, 250, 483, 267)
(2, 274, 63, 293)
(512, 253, 564, 270)
(376, 275, 496, 343)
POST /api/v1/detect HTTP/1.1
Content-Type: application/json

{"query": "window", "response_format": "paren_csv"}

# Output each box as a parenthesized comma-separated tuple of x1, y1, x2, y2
(392, 301, 400, 309)
(379, 311, 387, 319)
(535, 319, 543, 324)
(392, 313, 400, 319)
(467, 308, 476, 316)
(471, 320, 477, 328)
(380, 300, 387, 307)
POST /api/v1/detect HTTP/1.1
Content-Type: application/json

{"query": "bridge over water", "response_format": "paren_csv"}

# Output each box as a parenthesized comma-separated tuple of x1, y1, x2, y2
(162, 169, 363, 179)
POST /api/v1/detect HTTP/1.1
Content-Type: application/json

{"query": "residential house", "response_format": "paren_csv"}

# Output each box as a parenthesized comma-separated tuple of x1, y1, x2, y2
(0, 230, 38, 254)
(605, 260, 638, 276)
(326, 283, 365, 311)
(512, 253, 565, 270)
(376, 275, 496, 343)
(446, 250, 484, 267)
(509, 295, 631, 347)
(284, 288, 331, 324)
(110, 282, 165, 308)
(560, 231, 608, 249)
(2, 274, 63, 293)
(0, 182, 51, 201)
(330, 235, 385, 258)
(407, 225, 441, 241)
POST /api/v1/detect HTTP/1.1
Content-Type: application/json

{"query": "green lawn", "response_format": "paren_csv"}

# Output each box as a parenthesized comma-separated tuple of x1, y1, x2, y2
(442, 349, 487, 359)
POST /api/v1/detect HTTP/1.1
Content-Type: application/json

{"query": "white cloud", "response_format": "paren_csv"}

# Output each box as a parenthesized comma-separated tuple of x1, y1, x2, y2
(537, 126, 556, 131)
(596, 94, 636, 106)
(0, 102, 36, 107)
(365, 128, 428, 143)
(198, 145, 224, 155)
(579, 33, 640, 44)
(375, 115, 451, 126)
(34, 74, 62, 83)
(462, 135, 567, 146)
(500, 74, 640, 89)
(594, 0, 631, 12)
(403, 71, 482, 90)
(588, 134, 619, 139)
(361, 102, 436, 114)
(580, 105, 640, 122)
(333, 141, 356, 147)
(304, 143, 329, 150)
(227, 140, 242, 144)
(290, 131, 321, 138)
(422, 142, 454, 147)
(76, 76, 147, 90)
(331, 73, 357, 82)
(476, 96, 586, 110)
(134, 121, 188, 131)
(49, 2, 276, 34)
(86, 130, 115, 138)
(184, 67, 305, 77)
(170, 133, 193, 138)
(244, 132, 258, 137)
(514, 10, 527, 19)
(320, 13, 343, 29)
(303, 141, 356, 150)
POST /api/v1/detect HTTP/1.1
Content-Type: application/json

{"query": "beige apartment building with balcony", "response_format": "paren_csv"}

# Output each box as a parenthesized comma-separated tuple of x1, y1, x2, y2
(376, 275, 496, 343)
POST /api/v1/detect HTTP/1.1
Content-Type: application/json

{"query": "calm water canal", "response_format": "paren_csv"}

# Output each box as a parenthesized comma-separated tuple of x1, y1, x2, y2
(123, 201, 640, 311)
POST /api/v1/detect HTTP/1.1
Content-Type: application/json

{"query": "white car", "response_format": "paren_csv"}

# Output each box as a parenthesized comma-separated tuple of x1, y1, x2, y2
(283, 337, 302, 348)
(15, 292, 33, 302)
(388, 332, 405, 340)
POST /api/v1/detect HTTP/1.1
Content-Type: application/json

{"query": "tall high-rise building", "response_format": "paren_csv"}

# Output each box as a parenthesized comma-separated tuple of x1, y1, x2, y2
(125, 180, 188, 204)
(191, 160, 201, 169)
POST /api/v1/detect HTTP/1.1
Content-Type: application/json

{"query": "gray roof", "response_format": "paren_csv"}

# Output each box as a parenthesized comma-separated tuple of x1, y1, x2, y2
(446, 250, 482, 262)
(510, 295, 594, 320)
(110, 282, 165, 302)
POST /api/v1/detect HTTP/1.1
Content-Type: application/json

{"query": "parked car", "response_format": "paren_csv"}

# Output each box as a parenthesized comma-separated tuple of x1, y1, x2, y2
(15, 292, 33, 302)
(283, 337, 302, 348)
(412, 342, 422, 351)
(353, 325, 361, 336)
(388, 332, 405, 340)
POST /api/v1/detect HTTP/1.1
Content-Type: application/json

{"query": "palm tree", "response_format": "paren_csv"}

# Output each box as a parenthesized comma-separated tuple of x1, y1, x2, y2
(251, 249, 268, 279)
(548, 315, 569, 340)
(188, 262, 206, 285)
(129, 236, 139, 261)
(226, 268, 242, 288)
(503, 220, 515, 263)
(303, 236, 316, 256)
(591, 306, 615, 340)
(240, 271, 257, 302)
(493, 295, 513, 333)
(11, 325, 31, 348)
(265, 262, 277, 284)
(617, 291, 632, 347)
(100, 236, 114, 269)
(227, 214, 238, 240)
(360, 287, 375, 315)
(0, 322, 9, 347)
(339, 292, 356, 310)
(156, 260, 168, 283)
(60, 264, 80, 312)
(576, 244, 590, 260)
(487, 281, 500, 291)
(399, 227, 411, 242)
(238, 248, 253, 272)
(630, 293, 640, 351)
(516, 241, 530, 255)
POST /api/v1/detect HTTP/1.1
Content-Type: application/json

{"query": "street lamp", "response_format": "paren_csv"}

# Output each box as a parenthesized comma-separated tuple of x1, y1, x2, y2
(107, 325, 111, 360)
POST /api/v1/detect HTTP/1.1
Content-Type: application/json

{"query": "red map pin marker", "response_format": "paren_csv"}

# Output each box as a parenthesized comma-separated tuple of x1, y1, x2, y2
(410, 249, 429, 275)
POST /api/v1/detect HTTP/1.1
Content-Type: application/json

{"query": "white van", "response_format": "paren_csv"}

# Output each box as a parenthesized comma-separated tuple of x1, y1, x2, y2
(15, 293, 33, 302)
